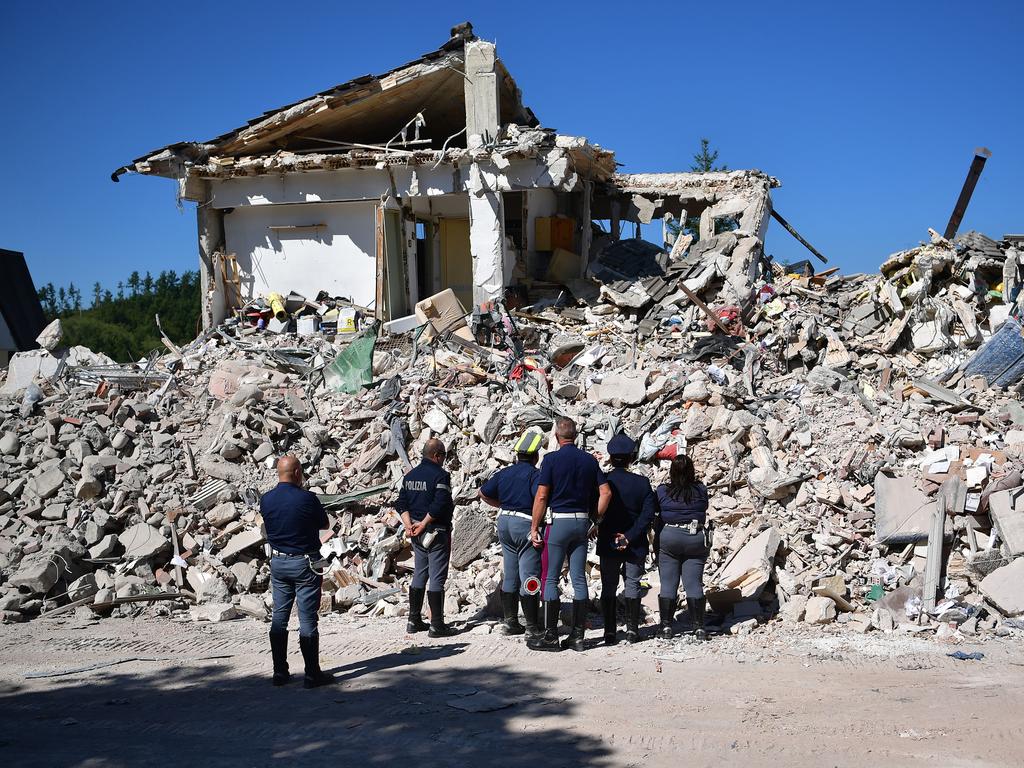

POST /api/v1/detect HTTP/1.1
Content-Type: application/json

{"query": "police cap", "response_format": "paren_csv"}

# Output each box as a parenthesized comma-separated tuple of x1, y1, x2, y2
(607, 432, 636, 456)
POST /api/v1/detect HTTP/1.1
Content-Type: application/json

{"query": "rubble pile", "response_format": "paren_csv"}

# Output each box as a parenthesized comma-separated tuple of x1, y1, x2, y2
(1, 227, 1023, 644)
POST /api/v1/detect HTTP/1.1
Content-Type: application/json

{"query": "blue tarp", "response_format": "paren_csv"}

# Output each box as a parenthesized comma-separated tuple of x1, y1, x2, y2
(964, 315, 1024, 387)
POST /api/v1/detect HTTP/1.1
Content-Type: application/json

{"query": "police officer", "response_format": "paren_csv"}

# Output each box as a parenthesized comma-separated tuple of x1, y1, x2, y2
(397, 438, 455, 638)
(597, 433, 656, 645)
(655, 454, 710, 641)
(261, 455, 334, 688)
(528, 417, 612, 652)
(479, 429, 543, 638)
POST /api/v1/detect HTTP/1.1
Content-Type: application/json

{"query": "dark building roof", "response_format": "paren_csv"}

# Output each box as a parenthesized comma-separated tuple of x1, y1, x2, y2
(0, 249, 46, 352)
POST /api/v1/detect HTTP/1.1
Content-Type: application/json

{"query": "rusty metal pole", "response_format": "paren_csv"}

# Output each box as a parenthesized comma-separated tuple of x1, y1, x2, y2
(943, 147, 992, 240)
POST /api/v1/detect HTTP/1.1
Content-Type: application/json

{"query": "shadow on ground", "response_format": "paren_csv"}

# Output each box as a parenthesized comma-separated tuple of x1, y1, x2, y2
(0, 641, 613, 768)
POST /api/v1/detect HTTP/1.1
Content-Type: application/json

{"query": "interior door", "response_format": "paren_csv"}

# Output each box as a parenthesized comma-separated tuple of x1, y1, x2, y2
(440, 218, 473, 310)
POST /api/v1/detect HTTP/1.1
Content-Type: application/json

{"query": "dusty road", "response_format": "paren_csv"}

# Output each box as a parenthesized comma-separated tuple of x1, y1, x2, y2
(1, 613, 1022, 768)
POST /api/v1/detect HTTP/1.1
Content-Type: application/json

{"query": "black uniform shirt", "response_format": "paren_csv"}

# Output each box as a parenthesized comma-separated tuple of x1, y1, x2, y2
(396, 460, 455, 525)
(537, 443, 608, 514)
(480, 462, 539, 512)
(261, 482, 328, 554)
(597, 467, 657, 559)
(656, 482, 709, 526)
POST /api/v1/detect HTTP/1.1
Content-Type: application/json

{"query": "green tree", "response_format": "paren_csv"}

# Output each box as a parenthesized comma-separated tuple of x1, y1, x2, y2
(143, 271, 154, 294)
(116, 281, 125, 300)
(57, 286, 67, 315)
(127, 271, 141, 296)
(68, 283, 82, 312)
(91, 281, 103, 307)
(690, 138, 728, 173)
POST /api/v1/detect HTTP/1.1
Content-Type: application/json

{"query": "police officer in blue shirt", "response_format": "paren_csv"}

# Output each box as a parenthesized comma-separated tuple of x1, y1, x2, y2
(479, 429, 543, 638)
(598, 433, 656, 645)
(397, 438, 455, 638)
(655, 454, 710, 641)
(528, 417, 612, 652)
(261, 455, 334, 688)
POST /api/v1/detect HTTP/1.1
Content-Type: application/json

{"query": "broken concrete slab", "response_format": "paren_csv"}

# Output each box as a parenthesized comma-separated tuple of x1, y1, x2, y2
(987, 487, 1024, 558)
(588, 370, 649, 407)
(714, 527, 781, 601)
(874, 474, 934, 544)
(10, 556, 62, 594)
(979, 558, 1024, 617)
(26, 469, 66, 501)
(804, 596, 837, 624)
(450, 508, 494, 570)
(118, 524, 170, 560)
(190, 603, 240, 622)
(218, 528, 266, 561)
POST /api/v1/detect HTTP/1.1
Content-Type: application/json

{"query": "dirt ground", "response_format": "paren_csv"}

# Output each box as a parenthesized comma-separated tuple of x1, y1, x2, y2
(1, 612, 1022, 768)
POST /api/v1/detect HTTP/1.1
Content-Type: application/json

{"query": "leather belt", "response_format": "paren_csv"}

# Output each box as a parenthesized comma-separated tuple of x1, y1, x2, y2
(499, 510, 532, 520)
(666, 521, 703, 534)
(271, 550, 318, 558)
(551, 512, 589, 520)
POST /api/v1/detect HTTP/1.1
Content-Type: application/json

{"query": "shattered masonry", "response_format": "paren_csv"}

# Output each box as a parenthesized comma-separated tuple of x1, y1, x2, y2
(2, 225, 1024, 644)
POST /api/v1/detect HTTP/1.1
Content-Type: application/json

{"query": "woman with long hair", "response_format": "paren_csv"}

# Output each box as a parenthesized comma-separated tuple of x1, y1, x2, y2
(655, 454, 710, 641)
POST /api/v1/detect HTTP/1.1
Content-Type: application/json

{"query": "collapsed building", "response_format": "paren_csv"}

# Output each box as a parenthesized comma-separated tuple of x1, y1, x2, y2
(1, 24, 1022, 645)
(112, 22, 778, 332)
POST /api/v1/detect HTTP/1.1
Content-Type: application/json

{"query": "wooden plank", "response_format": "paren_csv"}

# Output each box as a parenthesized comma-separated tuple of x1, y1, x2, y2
(677, 282, 733, 335)
(375, 204, 386, 319)
(771, 208, 828, 264)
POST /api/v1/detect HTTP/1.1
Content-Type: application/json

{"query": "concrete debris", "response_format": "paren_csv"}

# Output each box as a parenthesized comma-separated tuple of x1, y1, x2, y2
(2, 226, 1024, 643)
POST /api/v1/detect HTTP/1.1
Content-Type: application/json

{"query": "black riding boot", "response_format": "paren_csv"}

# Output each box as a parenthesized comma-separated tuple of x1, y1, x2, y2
(407, 587, 429, 633)
(269, 630, 290, 686)
(687, 597, 708, 642)
(624, 598, 642, 644)
(427, 590, 454, 637)
(601, 594, 618, 645)
(561, 599, 587, 652)
(658, 596, 676, 639)
(528, 600, 562, 651)
(521, 593, 542, 639)
(298, 634, 334, 689)
(498, 591, 525, 636)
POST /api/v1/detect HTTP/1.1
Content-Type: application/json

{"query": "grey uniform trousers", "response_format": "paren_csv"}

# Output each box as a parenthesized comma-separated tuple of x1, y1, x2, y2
(600, 553, 643, 599)
(658, 526, 707, 599)
(411, 528, 451, 591)
(543, 516, 590, 601)
(497, 514, 541, 596)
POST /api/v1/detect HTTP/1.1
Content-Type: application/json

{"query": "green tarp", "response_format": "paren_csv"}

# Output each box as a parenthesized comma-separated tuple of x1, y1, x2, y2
(323, 324, 377, 394)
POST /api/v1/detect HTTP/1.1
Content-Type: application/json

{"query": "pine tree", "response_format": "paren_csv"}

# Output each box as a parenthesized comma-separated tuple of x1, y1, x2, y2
(127, 271, 141, 296)
(690, 138, 728, 173)
(143, 271, 154, 294)
(57, 286, 67, 315)
(68, 283, 82, 312)
(116, 281, 125, 300)
(92, 282, 103, 307)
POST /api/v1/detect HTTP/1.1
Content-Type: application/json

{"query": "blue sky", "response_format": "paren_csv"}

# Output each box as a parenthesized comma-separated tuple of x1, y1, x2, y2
(2, 1, 1021, 295)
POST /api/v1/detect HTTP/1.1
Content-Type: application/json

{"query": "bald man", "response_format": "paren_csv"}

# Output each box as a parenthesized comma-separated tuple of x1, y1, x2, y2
(396, 438, 455, 637)
(261, 455, 334, 688)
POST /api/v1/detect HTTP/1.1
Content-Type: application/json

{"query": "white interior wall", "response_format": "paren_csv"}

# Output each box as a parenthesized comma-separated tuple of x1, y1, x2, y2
(223, 201, 377, 307)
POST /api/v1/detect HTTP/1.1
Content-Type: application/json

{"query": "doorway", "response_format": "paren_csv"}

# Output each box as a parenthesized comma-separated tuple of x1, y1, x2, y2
(440, 218, 473, 310)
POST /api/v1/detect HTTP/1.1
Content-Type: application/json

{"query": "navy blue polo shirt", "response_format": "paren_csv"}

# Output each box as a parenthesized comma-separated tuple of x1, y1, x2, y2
(537, 443, 608, 514)
(395, 459, 454, 525)
(597, 468, 657, 559)
(260, 482, 329, 554)
(480, 462, 539, 512)
(656, 482, 709, 525)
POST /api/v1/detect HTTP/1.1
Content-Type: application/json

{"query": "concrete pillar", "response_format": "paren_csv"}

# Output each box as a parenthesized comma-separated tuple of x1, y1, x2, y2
(469, 190, 506, 307)
(464, 38, 506, 306)
(463, 40, 500, 147)
(195, 181, 225, 329)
